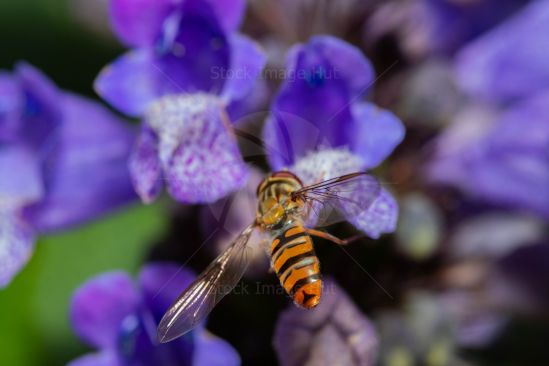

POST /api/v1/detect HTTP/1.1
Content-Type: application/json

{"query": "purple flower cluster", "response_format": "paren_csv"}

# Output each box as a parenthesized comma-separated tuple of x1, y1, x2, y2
(96, 0, 405, 236)
(3, 0, 410, 364)
(0, 63, 135, 287)
(428, 0, 549, 218)
(4, 0, 549, 363)
(203, 35, 405, 256)
(68, 263, 239, 366)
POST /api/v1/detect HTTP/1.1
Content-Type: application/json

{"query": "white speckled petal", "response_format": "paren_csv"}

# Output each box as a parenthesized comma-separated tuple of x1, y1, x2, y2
(128, 126, 162, 203)
(0, 211, 34, 288)
(145, 94, 248, 203)
(290, 148, 364, 186)
(0, 145, 44, 208)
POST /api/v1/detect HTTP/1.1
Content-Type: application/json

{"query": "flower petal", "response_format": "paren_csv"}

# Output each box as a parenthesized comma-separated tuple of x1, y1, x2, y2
(310, 35, 374, 98)
(290, 148, 364, 186)
(117, 310, 194, 365)
(437, 290, 508, 348)
(67, 351, 119, 366)
(166, 127, 248, 203)
(154, 1, 230, 95)
(23, 93, 136, 233)
(274, 279, 378, 366)
(138, 262, 195, 321)
(469, 153, 549, 218)
(0, 72, 23, 142)
(194, 330, 240, 366)
(101, 0, 234, 118)
(428, 95, 549, 218)
(109, 0, 175, 47)
(15, 62, 62, 151)
(468, 95, 549, 217)
(349, 188, 399, 239)
(449, 214, 545, 260)
(94, 49, 171, 117)
(426, 105, 497, 189)
(205, 0, 245, 32)
(0, 211, 34, 288)
(129, 126, 163, 203)
(0, 145, 43, 208)
(226, 77, 269, 124)
(421, 0, 527, 55)
(146, 94, 248, 203)
(264, 41, 355, 169)
(221, 34, 266, 103)
(454, 0, 549, 102)
(70, 271, 139, 348)
(351, 102, 405, 169)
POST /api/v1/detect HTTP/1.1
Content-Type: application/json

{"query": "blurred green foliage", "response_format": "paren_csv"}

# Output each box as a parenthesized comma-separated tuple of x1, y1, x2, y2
(0, 203, 168, 365)
(0, 0, 123, 97)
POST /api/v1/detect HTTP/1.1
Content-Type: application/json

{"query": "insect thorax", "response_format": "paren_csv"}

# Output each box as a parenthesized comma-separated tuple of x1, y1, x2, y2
(256, 174, 303, 229)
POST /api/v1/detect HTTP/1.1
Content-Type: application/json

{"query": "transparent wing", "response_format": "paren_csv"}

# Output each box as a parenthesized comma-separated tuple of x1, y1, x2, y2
(292, 172, 382, 228)
(157, 224, 255, 343)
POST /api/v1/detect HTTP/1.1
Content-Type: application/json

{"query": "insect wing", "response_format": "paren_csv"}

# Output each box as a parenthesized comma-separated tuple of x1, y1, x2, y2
(157, 225, 255, 343)
(293, 172, 382, 227)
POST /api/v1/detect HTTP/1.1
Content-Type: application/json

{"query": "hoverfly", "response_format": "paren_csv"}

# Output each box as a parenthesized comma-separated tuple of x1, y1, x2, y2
(157, 170, 381, 343)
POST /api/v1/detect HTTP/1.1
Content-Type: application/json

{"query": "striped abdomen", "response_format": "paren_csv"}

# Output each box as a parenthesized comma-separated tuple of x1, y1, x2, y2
(270, 224, 322, 309)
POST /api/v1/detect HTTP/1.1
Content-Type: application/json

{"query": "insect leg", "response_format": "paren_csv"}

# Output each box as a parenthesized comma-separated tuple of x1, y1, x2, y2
(305, 228, 364, 246)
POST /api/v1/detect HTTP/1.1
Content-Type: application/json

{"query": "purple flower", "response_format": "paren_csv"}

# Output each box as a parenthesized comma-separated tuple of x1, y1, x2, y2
(366, 0, 528, 60)
(437, 289, 509, 349)
(263, 36, 404, 238)
(448, 213, 545, 261)
(274, 279, 378, 366)
(422, 0, 529, 56)
(68, 263, 240, 366)
(454, 0, 549, 103)
(428, 93, 549, 218)
(96, 0, 266, 204)
(0, 63, 135, 288)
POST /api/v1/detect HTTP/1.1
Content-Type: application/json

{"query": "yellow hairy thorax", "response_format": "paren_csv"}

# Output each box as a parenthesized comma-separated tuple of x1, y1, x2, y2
(258, 197, 286, 226)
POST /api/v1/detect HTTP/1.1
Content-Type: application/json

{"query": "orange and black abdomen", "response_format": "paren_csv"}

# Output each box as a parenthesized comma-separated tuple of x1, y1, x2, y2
(270, 225, 322, 309)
